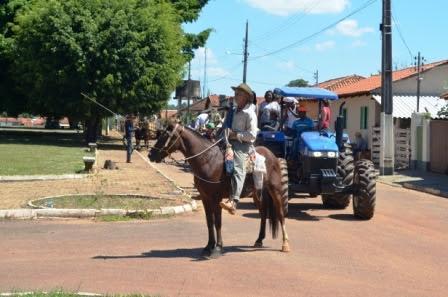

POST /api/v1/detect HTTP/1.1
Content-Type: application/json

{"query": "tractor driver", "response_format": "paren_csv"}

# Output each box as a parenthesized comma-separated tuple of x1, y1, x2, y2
(291, 105, 314, 159)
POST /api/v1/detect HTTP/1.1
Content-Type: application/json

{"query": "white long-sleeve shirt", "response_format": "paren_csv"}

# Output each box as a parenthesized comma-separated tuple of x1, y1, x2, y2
(231, 103, 258, 143)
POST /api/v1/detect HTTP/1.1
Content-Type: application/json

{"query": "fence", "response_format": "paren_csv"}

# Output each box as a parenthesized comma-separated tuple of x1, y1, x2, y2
(371, 127, 411, 169)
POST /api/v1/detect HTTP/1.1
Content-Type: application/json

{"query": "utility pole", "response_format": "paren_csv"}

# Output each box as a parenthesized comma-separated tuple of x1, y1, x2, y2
(203, 47, 207, 99)
(187, 60, 191, 121)
(380, 0, 394, 176)
(314, 70, 319, 86)
(243, 20, 249, 83)
(414, 51, 425, 112)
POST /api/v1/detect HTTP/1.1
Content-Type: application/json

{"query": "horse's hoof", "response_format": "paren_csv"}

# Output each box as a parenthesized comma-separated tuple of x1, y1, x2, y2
(253, 241, 263, 248)
(201, 247, 212, 259)
(281, 243, 291, 253)
(210, 246, 223, 259)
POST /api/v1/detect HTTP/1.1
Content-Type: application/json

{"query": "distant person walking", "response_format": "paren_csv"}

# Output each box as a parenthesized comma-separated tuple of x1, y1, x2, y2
(125, 114, 134, 163)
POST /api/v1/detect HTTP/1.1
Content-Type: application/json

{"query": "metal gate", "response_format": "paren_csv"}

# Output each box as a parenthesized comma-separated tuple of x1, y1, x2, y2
(371, 127, 411, 169)
(430, 120, 448, 174)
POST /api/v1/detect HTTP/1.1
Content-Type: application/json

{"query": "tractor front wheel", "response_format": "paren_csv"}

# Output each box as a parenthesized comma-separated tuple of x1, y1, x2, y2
(353, 159, 376, 220)
(321, 143, 354, 209)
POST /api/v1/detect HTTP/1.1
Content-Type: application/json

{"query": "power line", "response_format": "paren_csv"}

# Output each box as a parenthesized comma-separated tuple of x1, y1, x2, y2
(207, 62, 244, 83)
(251, 0, 323, 42)
(249, 0, 378, 61)
(249, 40, 315, 74)
(391, 14, 413, 60)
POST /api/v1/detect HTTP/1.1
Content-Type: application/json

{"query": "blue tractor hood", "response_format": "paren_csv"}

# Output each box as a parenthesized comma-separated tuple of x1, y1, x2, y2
(300, 131, 339, 152)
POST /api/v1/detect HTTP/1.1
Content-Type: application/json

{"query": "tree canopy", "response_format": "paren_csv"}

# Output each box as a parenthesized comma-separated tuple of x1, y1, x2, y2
(0, 0, 210, 140)
(286, 78, 310, 87)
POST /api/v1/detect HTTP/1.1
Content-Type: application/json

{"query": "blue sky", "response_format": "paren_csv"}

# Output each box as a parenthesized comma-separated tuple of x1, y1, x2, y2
(176, 0, 447, 99)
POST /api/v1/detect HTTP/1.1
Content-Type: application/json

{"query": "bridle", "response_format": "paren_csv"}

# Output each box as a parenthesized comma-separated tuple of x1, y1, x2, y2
(160, 123, 184, 155)
(151, 123, 225, 184)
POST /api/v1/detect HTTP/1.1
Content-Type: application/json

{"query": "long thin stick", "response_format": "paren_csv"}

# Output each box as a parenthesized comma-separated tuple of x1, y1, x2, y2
(80, 93, 122, 117)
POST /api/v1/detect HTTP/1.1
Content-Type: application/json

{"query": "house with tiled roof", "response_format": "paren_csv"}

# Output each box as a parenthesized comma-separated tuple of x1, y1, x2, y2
(328, 60, 448, 149)
(294, 75, 366, 120)
(317, 75, 365, 91)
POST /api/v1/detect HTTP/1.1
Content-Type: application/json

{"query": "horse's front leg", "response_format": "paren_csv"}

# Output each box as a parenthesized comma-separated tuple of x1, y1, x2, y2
(210, 201, 223, 258)
(202, 201, 216, 258)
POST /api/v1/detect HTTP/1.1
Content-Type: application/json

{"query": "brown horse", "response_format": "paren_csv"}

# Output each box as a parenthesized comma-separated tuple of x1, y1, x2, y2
(148, 123, 290, 258)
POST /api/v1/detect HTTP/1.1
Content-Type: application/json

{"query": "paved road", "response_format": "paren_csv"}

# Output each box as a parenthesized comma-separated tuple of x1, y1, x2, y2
(1, 165, 447, 296)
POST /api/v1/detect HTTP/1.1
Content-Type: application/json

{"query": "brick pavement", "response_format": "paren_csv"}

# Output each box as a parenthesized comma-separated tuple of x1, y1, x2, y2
(0, 133, 188, 209)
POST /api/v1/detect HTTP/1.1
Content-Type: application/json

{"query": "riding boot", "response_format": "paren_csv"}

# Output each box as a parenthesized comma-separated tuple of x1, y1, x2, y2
(220, 199, 237, 215)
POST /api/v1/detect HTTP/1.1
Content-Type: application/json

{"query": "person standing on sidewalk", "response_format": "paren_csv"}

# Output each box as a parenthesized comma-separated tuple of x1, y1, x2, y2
(125, 114, 134, 163)
(220, 83, 258, 214)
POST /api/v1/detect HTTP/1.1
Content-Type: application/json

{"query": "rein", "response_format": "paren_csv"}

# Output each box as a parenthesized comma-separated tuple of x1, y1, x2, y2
(150, 125, 225, 184)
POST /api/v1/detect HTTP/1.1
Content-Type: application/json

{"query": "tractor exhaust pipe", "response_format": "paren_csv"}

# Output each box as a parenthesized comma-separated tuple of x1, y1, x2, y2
(335, 102, 346, 151)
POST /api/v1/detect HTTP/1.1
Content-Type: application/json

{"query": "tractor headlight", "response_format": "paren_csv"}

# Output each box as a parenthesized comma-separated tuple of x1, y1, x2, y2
(327, 152, 338, 158)
(311, 151, 323, 157)
(308, 151, 338, 158)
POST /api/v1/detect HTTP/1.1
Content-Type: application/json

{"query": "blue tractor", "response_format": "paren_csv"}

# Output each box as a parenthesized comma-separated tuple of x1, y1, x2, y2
(256, 87, 376, 220)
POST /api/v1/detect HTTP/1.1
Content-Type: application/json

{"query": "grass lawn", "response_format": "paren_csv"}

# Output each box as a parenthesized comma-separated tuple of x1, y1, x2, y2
(0, 129, 92, 175)
(33, 195, 179, 209)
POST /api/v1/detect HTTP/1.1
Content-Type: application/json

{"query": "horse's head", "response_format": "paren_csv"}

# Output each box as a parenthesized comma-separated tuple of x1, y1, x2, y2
(148, 121, 184, 163)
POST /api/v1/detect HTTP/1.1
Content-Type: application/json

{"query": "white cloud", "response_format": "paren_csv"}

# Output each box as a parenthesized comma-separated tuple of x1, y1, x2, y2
(276, 60, 296, 71)
(334, 19, 374, 37)
(351, 40, 367, 47)
(190, 47, 229, 78)
(315, 40, 335, 52)
(244, 0, 349, 16)
(207, 67, 230, 77)
(193, 47, 218, 65)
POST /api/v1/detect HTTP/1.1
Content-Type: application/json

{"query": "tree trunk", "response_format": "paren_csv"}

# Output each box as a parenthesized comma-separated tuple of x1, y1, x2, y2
(84, 116, 100, 144)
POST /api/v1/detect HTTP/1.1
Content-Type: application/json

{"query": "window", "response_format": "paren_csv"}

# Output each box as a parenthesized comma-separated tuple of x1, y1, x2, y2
(342, 108, 347, 129)
(360, 106, 368, 129)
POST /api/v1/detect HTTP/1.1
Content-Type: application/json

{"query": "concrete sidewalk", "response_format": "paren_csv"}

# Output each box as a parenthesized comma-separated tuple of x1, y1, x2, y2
(378, 170, 448, 198)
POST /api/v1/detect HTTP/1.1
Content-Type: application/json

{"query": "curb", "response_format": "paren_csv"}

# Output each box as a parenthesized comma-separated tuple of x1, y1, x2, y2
(0, 292, 101, 297)
(0, 174, 89, 183)
(377, 179, 448, 198)
(0, 201, 198, 220)
(402, 182, 448, 198)
(376, 179, 403, 188)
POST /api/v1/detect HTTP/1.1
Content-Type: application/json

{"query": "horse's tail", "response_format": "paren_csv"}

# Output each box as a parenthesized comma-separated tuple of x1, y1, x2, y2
(263, 158, 289, 239)
(278, 158, 289, 216)
(264, 189, 279, 239)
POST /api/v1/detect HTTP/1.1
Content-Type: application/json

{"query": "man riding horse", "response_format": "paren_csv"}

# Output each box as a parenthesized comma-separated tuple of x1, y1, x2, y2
(220, 83, 258, 215)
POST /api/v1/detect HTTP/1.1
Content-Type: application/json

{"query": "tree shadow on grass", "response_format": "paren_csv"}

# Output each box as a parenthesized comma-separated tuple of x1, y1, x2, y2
(92, 245, 278, 261)
(0, 130, 84, 148)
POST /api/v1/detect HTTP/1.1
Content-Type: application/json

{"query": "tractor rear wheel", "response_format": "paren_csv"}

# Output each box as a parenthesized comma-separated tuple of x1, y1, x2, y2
(278, 158, 289, 214)
(322, 143, 354, 209)
(353, 159, 376, 220)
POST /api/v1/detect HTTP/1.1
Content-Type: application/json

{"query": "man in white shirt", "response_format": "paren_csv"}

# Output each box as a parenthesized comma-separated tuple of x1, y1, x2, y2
(220, 83, 258, 214)
(194, 111, 209, 131)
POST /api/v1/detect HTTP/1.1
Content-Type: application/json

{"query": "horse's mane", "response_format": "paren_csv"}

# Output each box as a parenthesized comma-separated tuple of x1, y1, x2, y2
(184, 126, 214, 145)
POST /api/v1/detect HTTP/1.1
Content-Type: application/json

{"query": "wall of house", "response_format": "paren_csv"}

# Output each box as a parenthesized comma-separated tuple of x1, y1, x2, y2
(380, 64, 448, 96)
(329, 95, 380, 148)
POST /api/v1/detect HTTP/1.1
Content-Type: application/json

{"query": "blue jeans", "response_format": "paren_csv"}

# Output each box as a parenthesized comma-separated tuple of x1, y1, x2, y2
(126, 137, 133, 162)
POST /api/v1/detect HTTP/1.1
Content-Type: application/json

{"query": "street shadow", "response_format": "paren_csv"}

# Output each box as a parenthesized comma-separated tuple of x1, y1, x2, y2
(240, 202, 323, 221)
(327, 214, 360, 221)
(92, 245, 278, 261)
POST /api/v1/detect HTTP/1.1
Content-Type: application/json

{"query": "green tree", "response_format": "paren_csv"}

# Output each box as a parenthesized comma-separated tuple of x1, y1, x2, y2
(287, 78, 310, 87)
(4, 0, 210, 142)
(0, 0, 30, 114)
(438, 103, 448, 118)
